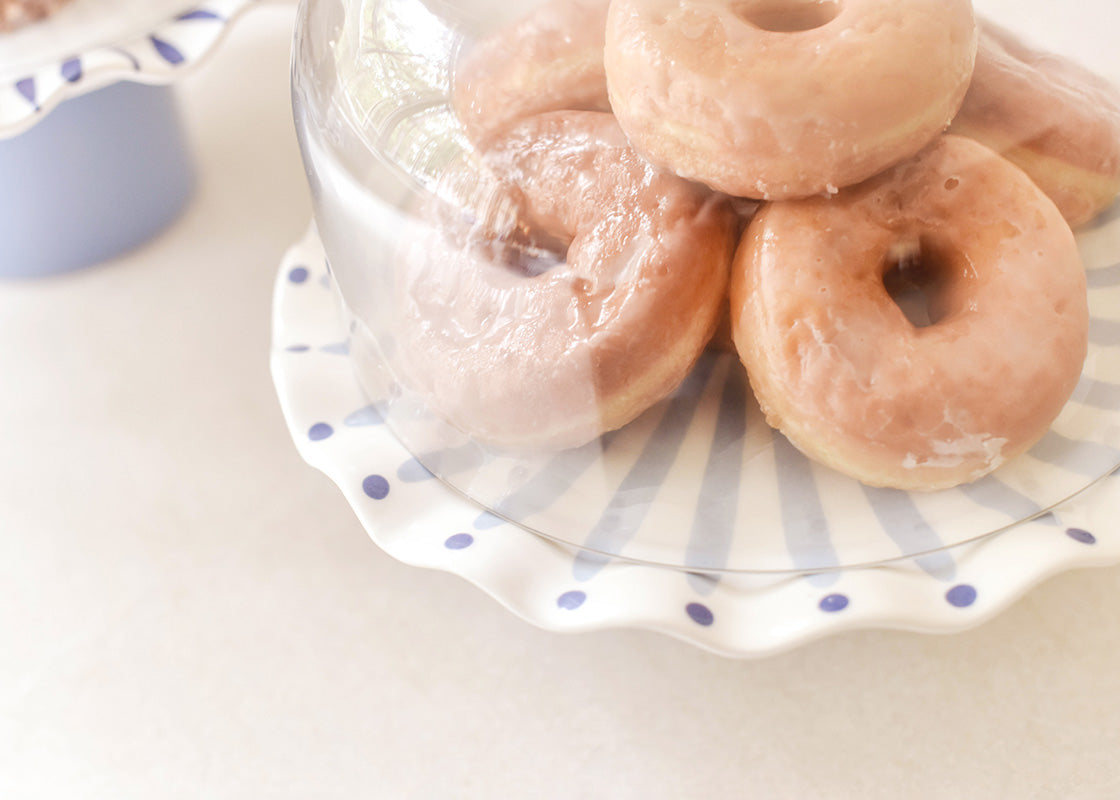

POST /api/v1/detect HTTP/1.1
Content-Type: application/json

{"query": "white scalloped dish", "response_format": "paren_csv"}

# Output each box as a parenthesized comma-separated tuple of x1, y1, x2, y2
(281, 0, 1120, 656)
(271, 223, 1120, 658)
(0, 0, 257, 137)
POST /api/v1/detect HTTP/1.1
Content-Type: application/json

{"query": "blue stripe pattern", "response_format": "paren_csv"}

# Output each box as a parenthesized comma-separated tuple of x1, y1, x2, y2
(862, 487, 956, 579)
(1089, 317, 1120, 347)
(1029, 431, 1120, 477)
(958, 476, 1049, 525)
(1072, 376, 1120, 409)
(410, 442, 486, 480)
(683, 362, 748, 573)
(1085, 261, 1120, 289)
(773, 435, 840, 578)
(488, 437, 613, 527)
(573, 356, 718, 580)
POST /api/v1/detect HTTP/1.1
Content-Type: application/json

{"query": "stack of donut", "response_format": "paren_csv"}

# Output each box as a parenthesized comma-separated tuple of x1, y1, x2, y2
(407, 0, 1119, 491)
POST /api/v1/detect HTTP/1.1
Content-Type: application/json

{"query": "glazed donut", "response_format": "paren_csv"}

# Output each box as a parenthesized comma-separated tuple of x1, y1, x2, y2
(394, 111, 738, 450)
(949, 20, 1120, 228)
(730, 136, 1089, 491)
(604, 0, 978, 200)
(452, 0, 611, 147)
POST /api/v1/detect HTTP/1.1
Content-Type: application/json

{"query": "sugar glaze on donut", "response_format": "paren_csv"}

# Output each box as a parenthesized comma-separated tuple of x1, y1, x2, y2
(394, 111, 738, 450)
(731, 136, 1089, 491)
(604, 0, 978, 200)
(949, 19, 1120, 228)
(452, 0, 612, 148)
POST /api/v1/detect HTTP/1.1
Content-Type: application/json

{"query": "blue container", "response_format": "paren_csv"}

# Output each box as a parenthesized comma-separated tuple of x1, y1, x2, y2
(0, 80, 195, 278)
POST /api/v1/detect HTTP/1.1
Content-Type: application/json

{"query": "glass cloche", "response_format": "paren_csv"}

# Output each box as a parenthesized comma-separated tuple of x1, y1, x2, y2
(291, 0, 1120, 573)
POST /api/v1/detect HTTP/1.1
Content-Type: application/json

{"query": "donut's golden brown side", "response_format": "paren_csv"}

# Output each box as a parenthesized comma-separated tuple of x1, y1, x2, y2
(394, 111, 738, 450)
(731, 136, 1089, 491)
(949, 20, 1120, 228)
(604, 0, 978, 200)
(706, 198, 760, 353)
(451, 0, 612, 148)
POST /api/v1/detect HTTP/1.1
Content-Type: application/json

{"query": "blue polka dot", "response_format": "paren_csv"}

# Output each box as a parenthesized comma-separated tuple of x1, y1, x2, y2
(286, 344, 311, 353)
(686, 602, 714, 626)
(1066, 528, 1097, 545)
(558, 590, 586, 610)
(362, 474, 390, 500)
(946, 584, 978, 608)
(60, 58, 82, 83)
(819, 594, 850, 613)
(308, 423, 333, 441)
(288, 266, 310, 284)
(445, 533, 473, 550)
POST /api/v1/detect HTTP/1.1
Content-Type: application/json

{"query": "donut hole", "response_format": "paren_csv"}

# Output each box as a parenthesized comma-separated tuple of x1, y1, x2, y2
(882, 237, 957, 329)
(499, 223, 572, 278)
(734, 0, 841, 33)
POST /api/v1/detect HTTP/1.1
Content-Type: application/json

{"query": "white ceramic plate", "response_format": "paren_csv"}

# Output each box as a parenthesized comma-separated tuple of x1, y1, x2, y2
(0, 0, 257, 137)
(271, 223, 1120, 657)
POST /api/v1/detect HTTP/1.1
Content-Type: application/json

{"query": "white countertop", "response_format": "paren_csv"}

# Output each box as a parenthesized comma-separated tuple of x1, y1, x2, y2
(2, 4, 1120, 798)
